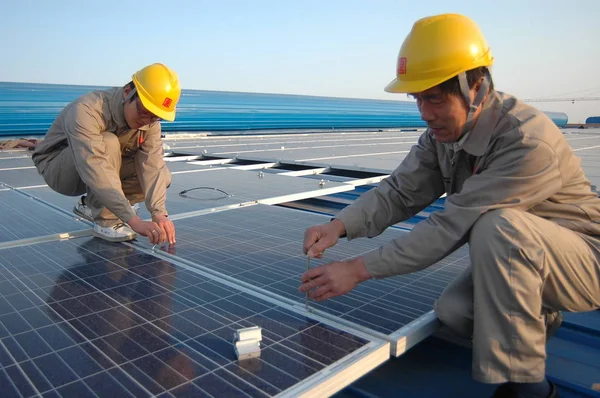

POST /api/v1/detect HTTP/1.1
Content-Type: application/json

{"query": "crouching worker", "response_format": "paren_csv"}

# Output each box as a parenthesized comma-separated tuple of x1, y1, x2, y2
(32, 63, 179, 244)
(301, 13, 600, 398)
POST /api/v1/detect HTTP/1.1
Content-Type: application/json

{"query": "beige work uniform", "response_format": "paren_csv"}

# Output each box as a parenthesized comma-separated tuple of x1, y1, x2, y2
(32, 87, 171, 225)
(335, 91, 600, 383)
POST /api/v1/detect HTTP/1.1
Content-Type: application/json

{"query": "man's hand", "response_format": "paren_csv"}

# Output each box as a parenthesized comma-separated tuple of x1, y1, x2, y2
(127, 215, 175, 245)
(299, 257, 372, 301)
(152, 214, 176, 245)
(303, 219, 346, 258)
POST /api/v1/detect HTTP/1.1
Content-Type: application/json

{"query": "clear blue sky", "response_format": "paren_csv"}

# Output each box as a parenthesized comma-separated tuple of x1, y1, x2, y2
(1, 0, 599, 122)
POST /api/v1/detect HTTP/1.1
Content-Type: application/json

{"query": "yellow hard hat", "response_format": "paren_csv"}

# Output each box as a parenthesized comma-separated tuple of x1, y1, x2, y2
(132, 63, 181, 122)
(384, 13, 494, 94)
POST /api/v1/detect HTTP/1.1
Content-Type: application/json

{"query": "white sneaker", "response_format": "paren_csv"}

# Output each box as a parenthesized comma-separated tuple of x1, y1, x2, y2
(73, 196, 93, 222)
(93, 223, 137, 242)
(74, 196, 140, 222)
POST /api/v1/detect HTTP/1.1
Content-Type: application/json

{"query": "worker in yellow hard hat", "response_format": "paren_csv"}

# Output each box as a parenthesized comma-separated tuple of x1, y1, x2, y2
(33, 63, 181, 244)
(301, 13, 600, 398)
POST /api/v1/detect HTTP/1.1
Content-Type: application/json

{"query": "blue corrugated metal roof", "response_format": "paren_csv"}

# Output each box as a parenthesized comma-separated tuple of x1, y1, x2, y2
(0, 82, 569, 136)
(586, 117, 600, 124)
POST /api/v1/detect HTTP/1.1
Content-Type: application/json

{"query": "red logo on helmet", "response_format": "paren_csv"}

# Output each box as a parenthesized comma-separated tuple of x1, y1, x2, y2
(162, 97, 173, 108)
(398, 57, 407, 75)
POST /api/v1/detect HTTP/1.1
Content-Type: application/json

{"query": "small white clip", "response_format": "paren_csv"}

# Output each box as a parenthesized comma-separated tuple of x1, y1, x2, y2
(233, 326, 262, 360)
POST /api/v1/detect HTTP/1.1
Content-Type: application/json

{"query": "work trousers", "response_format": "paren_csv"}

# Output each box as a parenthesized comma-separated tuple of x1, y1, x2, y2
(433, 208, 600, 383)
(41, 132, 144, 225)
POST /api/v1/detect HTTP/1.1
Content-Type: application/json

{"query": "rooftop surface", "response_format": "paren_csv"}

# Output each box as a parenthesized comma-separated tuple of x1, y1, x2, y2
(0, 127, 599, 397)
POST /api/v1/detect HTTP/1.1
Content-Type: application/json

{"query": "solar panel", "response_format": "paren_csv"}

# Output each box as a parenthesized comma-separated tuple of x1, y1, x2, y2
(0, 167, 45, 188)
(0, 237, 388, 397)
(169, 161, 281, 175)
(0, 158, 35, 169)
(166, 161, 225, 173)
(0, 151, 31, 159)
(10, 186, 91, 217)
(166, 132, 422, 173)
(0, 190, 89, 244)
(9, 169, 354, 222)
(140, 204, 469, 355)
(578, 154, 600, 189)
(137, 168, 354, 219)
(11, 177, 259, 222)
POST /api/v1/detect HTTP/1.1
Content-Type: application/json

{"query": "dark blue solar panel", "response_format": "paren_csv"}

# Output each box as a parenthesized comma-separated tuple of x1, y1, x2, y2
(11, 187, 89, 218)
(0, 237, 377, 397)
(0, 191, 89, 243)
(149, 205, 469, 335)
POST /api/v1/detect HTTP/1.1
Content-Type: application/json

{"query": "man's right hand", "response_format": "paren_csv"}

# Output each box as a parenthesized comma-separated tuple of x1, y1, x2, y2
(127, 216, 166, 245)
(303, 219, 346, 258)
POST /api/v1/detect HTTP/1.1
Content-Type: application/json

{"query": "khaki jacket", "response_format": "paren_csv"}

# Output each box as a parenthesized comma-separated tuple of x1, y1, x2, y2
(32, 87, 170, 222)
(335, 91, 600, 278)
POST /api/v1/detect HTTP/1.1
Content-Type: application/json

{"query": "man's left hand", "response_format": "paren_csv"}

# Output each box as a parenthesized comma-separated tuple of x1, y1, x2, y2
(152, 215, 176, 245)
(299, 257, 372, 301)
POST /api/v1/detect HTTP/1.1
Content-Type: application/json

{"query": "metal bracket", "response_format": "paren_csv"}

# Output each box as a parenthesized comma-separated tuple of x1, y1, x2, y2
(233, 326, 262, 360)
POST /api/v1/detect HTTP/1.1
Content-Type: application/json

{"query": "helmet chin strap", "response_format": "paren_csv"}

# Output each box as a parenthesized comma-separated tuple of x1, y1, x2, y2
(458, 69, 490, 135)
(122, 87, 137, 103)
(121, 87, 138, 129)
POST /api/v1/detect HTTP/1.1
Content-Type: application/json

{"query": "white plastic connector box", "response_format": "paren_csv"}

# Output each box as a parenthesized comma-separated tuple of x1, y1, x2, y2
(233, 326, 262, 360)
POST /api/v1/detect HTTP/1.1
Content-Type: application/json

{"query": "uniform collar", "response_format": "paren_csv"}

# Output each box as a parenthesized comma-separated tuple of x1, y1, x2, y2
(453, 90, 503, 157)
(108, 87, 150, 132)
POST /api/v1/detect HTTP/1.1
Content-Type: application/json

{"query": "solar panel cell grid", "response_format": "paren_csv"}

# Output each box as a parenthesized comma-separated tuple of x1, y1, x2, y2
(0, 237, 382, 397)
(7, 187, 82, 218)
(148, 205, 469, 336)
(0, 191, 88, 243)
